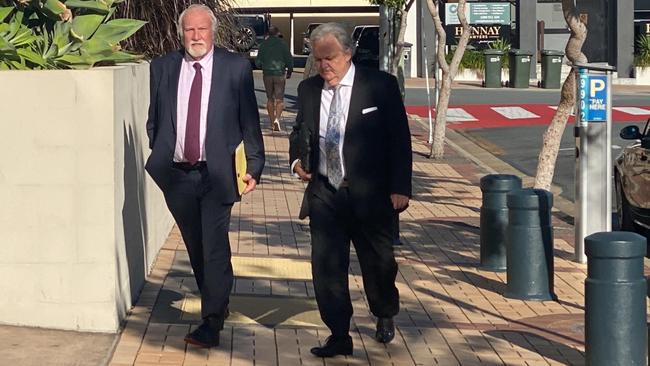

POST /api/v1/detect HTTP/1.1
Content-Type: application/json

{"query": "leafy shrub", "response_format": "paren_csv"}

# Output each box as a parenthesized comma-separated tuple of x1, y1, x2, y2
(488, 38, 510, 69)
(0, 0, 145, 69)
(444, 38, 512, 72)
(635, 35, 650, 67)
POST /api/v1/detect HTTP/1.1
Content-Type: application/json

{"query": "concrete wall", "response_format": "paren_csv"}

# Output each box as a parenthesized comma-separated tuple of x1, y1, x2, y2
(0, 63, 174, 333)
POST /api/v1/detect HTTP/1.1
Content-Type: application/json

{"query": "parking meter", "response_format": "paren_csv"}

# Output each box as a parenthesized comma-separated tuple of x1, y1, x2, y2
(574, 63, 615, 263)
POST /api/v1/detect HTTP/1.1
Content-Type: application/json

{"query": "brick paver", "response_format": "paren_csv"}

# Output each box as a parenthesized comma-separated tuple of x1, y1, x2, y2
(108, 110, 596, 366)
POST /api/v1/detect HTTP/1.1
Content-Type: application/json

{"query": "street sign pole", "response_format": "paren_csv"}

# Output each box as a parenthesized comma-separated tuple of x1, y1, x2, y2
(574, 63, 616, 263)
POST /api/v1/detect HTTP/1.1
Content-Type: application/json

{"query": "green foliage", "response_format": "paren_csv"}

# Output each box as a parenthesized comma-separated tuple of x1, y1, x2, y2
(0, 0, 145, 70)
(444, 38, 512, 72)
(368, 0, 408, 8)
(445, 45, 482, 71)
(488, 38, 510, 52)
(635, 35, 650, 67)
(488, 38, 510, 68)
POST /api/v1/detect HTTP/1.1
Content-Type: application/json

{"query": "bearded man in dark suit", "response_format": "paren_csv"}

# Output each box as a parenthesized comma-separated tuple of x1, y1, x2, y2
(145, 4, 264, 348)
(289, 22, 412, 358)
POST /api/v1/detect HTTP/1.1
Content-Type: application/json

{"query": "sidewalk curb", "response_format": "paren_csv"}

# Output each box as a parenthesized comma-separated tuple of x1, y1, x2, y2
(409, 114, 575, 220)
(99, 331, 121, 366)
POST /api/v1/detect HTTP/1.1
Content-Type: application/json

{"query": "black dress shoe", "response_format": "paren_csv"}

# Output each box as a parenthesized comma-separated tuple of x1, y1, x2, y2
(375, 317, 395, 343)
(206, 313, 226, 331)
(310, 335, 353, 358)
(184, 322, 220, 347)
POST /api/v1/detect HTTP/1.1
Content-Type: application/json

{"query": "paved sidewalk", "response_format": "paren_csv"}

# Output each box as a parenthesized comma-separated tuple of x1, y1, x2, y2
(107, 112, 592, 366)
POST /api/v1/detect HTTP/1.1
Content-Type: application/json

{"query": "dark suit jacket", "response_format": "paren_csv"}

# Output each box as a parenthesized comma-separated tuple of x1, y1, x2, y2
(289, 66, 412, 219)
(145, 48, 265, 204)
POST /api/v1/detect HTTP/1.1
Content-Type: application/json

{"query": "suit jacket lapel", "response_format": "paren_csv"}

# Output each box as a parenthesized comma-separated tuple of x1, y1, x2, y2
(309, 76, 323, 171)
(346, 67, 364, 132)
(311, 76, 323, 142)
(207, 48, 226, 133)
(168, 51, 183, 134)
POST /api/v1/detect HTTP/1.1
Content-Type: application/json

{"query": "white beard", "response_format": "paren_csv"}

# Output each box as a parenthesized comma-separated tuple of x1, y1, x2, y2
(187, 43, 208, 59)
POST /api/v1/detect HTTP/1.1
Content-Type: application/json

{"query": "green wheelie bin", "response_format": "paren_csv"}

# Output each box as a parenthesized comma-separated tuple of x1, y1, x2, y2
(508, 49, 533, 88)
(483, 49, 504, 88)
(540, 50, 564, 89)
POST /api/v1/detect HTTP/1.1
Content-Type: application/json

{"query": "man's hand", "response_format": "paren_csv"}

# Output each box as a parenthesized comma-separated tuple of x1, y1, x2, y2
(242, 174, 257, 194)
(293, 161, 312, 182)
(390, 194, 409, 212)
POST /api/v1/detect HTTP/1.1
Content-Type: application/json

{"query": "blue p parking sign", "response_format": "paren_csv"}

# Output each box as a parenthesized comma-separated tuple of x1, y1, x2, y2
(579, 72, 608, 122)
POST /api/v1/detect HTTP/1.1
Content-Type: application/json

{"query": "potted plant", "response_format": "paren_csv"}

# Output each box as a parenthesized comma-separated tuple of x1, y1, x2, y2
(634, 34, 650, 83)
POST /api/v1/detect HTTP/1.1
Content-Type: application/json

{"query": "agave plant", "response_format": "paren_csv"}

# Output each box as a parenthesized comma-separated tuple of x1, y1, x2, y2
(0, 0, 145, 69)
(488, 37, 510, 69)
(635, 35, 650, 68)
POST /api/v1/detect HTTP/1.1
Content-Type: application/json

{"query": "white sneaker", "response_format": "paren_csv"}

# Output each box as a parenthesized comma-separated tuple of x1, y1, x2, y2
(272, 119, 281, 131)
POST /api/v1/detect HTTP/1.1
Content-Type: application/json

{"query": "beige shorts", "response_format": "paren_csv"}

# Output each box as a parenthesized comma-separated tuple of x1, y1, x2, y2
(263, 75, 286, 101)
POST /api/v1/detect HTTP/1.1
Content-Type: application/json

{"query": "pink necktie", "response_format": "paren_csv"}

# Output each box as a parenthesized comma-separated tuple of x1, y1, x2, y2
(184, 62, 202, 164)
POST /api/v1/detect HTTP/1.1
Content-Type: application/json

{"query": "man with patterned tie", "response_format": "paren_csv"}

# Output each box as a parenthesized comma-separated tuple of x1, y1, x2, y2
(289, 23, 412, 358)
(145, 4, 265, 348)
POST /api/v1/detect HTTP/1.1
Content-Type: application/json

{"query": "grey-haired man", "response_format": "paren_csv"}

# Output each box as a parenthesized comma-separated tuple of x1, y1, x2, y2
(145, 4, 265, 347)
(289, 22, 412, 358)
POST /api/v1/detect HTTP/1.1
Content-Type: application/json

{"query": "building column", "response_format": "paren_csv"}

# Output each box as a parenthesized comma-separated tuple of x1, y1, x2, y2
(577, 0, 608, 64)
(416, 0, 436, 78)
(517, 0, 537, 80)
(615, 0, 634, 78)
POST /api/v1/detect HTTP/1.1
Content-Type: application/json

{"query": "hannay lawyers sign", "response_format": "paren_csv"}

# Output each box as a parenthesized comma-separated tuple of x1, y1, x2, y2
(445, 2, 512, 48)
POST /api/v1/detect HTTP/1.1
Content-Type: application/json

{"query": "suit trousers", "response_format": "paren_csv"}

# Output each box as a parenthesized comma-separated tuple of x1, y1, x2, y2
(162, 164, 233, 319)
(309, 176, 400, 337)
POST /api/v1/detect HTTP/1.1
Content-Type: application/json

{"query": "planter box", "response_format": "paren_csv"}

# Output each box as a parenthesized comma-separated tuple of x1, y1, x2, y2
(0, 63, 173, 332)
(633, 67, 650, 84)
(453, 68, 509, 84)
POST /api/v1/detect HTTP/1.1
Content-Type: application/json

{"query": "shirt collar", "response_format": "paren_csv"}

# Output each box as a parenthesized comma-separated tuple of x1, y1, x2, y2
(184, 47, 214, 69)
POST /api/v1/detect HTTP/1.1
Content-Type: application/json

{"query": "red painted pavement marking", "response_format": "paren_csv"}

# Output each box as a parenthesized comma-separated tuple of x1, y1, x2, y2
(406, 104, 650, 129)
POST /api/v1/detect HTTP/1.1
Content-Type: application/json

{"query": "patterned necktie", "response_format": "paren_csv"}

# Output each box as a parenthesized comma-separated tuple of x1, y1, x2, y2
(184, 62, 202, 164)
(325, 85, 344, 189)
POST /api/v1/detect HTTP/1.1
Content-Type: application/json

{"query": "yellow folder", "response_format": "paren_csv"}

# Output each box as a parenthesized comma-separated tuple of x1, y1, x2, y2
(235, 141, 247, 195)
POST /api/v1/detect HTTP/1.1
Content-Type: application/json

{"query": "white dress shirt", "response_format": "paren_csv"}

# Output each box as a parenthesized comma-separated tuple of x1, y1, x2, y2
(318, 64, 355, 178)
(291, 63, 356, 177)
(174, 48, 214, 162)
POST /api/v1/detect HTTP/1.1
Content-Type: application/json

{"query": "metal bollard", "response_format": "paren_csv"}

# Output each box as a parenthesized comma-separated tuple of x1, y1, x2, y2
(504, 189, 556, 300)
(585, 232, 647, 366)
(479, 174, 522, 272)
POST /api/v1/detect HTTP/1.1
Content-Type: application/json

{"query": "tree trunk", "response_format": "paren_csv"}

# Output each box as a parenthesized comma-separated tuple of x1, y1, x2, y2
(427, 0, 470, 159)
(391, 9, 407, 75)
(390, 0, 415, 76)
(431, 74, 451, 157)
(533, 0, 588, 190)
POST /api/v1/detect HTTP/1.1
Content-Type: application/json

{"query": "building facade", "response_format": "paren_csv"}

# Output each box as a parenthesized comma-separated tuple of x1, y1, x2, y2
(234, 0, 638, 80)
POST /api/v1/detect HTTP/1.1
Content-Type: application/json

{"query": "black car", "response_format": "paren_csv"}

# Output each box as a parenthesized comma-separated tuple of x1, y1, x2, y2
(614, 119, 650, 240)
(301, 23, 322, 55)
(352, 24, 373, 43)
(231, 14, 271, 62)
(352, 25, 379, 68)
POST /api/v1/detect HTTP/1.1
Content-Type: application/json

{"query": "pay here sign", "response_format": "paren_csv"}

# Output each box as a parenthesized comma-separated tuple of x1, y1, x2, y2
(578, 73, 608, 122)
